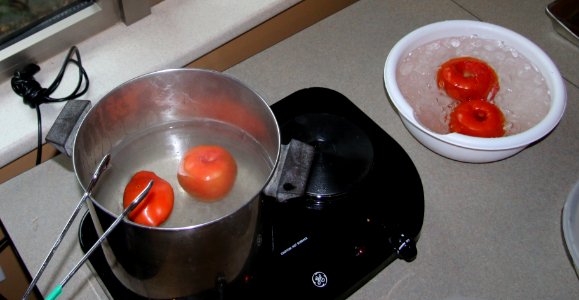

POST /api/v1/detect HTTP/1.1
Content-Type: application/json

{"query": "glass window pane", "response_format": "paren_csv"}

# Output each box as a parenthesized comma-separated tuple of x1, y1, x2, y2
(0, 0, 95, 50)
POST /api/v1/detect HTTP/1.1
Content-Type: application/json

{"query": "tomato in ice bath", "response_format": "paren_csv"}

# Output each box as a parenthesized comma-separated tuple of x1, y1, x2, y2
(437, 56, 500, 102)
(178, 145, 238, 201)
(123, 171, 174, 227)
(449, 99, 505, 138)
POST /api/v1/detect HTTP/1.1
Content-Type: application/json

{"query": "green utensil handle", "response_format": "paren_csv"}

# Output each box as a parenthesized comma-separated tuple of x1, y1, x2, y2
(46, 285, 62, 300)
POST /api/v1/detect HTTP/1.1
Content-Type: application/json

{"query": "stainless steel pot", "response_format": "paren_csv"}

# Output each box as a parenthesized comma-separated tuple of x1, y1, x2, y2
(68, 69, 280, 298)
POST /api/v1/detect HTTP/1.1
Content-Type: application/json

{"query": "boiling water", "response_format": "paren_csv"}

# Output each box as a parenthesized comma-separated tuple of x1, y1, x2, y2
(396, 35, 551, 135)
(93, 119, 274, 228)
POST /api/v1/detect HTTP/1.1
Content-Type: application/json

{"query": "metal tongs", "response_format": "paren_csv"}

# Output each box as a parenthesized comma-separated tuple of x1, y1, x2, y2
(22, 154, 153, 300)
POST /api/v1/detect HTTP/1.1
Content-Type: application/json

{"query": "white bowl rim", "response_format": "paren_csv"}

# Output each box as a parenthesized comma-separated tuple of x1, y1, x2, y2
(384, 20, 567, 151)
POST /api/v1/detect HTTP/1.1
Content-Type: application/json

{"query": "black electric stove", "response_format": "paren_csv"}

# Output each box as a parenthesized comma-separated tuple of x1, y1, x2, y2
(79, 87, 424, 299)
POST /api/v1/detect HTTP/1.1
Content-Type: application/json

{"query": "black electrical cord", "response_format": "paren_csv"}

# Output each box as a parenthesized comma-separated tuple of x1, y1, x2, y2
(11, 46, 89, 165)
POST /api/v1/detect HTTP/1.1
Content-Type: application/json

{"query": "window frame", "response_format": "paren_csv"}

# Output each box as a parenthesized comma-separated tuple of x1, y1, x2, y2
(0, 0, 155, 82)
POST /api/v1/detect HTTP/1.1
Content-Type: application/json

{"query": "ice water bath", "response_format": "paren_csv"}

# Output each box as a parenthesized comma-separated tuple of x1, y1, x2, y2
(396, 35, 551, 135)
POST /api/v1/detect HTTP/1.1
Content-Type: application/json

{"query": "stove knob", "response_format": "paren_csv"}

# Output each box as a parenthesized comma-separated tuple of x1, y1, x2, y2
(390, 233, 417, 262)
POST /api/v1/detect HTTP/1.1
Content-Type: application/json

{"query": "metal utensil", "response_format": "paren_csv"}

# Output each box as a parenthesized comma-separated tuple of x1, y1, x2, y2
(45, 179, 154, 300)
(22, 154, 111, 300)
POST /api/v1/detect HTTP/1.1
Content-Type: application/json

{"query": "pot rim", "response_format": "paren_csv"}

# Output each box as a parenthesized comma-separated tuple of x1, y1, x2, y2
(74, 68, 281, 231)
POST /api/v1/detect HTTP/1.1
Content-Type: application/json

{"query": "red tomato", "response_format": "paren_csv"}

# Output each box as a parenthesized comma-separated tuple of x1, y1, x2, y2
(177, 145, 237, 201)
(449, 99, 505, 138)
(123, 171, 174, 227)
(437, 57, 500, 102)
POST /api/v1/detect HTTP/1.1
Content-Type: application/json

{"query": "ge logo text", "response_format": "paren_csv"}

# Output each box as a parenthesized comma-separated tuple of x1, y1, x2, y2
(312, 271, 328, 288)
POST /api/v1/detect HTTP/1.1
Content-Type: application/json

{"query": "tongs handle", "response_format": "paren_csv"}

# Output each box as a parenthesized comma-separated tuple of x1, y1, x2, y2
(46, 179, 154, 300)
(22, 154, 111, 300)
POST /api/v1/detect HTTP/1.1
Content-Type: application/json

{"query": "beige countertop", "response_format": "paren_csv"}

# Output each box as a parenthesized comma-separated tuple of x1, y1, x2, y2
(1, 0, 579, 299)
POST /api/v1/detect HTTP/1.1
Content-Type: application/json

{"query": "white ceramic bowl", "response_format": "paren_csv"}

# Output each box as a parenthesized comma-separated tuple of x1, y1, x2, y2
(384, 20, 567, 163)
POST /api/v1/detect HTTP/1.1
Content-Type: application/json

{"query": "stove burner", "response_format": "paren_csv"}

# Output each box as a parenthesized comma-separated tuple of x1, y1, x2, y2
(78, 87, 424, 300)
(282, 113, 373, 199)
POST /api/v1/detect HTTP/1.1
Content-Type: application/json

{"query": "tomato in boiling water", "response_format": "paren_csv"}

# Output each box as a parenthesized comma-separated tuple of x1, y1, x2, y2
(123, 171, 174, 227)
(178, 145, 238, 201)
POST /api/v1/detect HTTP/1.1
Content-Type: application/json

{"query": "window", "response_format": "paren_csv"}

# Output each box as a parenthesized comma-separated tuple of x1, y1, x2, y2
(0, 0, 156, 82)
